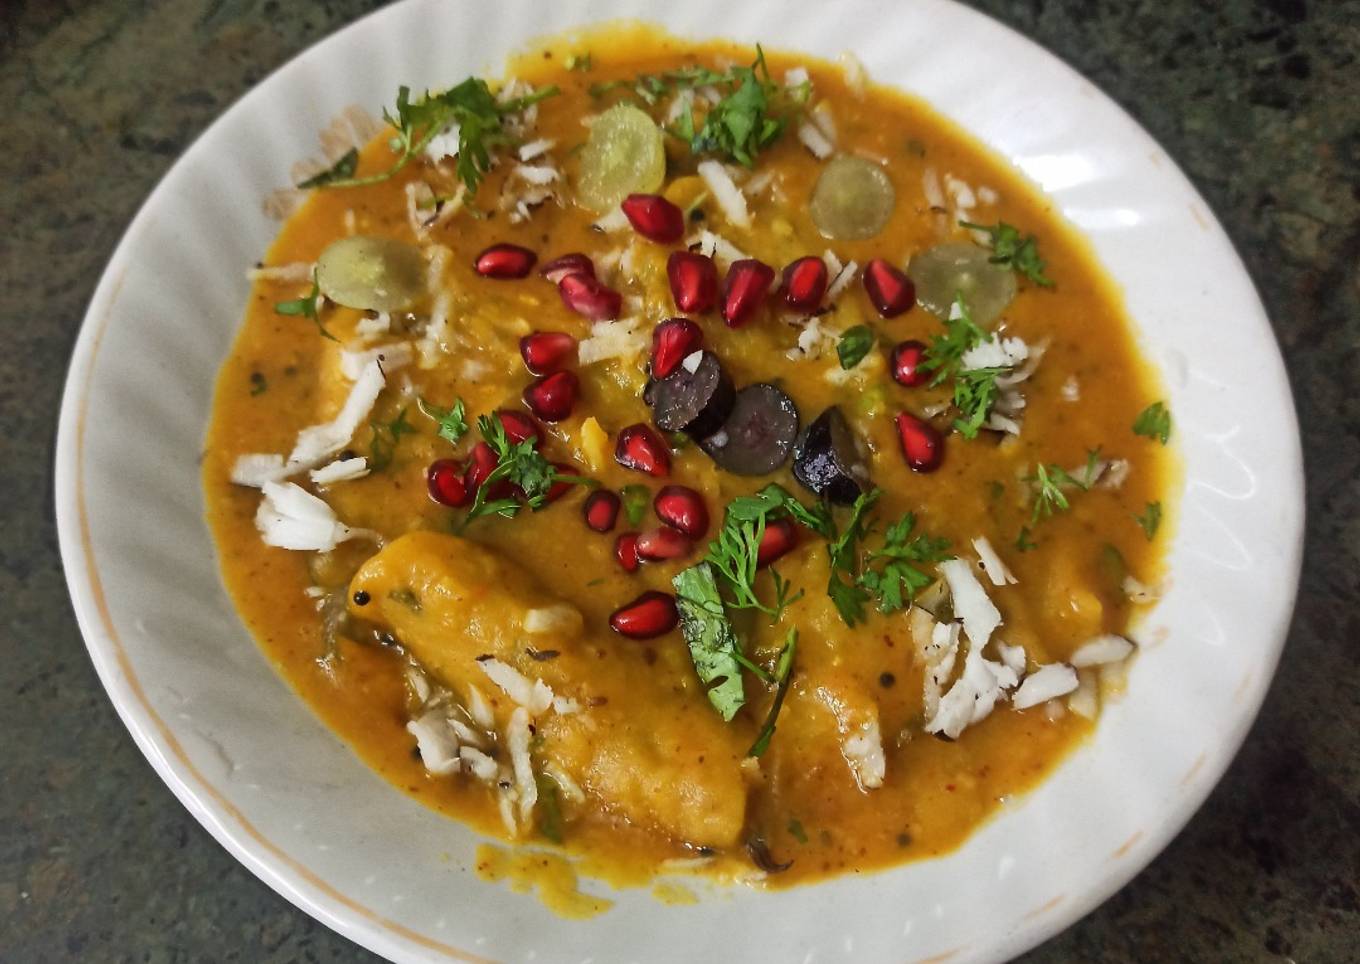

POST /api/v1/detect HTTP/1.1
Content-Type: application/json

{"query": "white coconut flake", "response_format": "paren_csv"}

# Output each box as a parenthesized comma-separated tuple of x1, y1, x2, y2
(405, 663, 433, 705)
(254, 481, 375, 552)
(231, 453, 289, 488)
(593, 206, 630, 233)
(1061, 375, 1081, 402)
(825, 260, 860, 302)
(1123, 574, 1161, 604)
(797, 122, 834, 159)
(513, 164, 560, 186)
(842, 717, 886, 790)
(664, 88, 696, 125)
(459, 746, 499, 782)
(478, 658, 554, 716)
(919, 619, 961, 722)
(1012, 663, 1079, 709)
(577, 316, 648, 366)
(687, 229, 748, 267)
(406, 711, 462, 775)
(697, 159, 750, 228)
(544, 764, 586, 803)
(926, 634, 1020, 739)
(681, 350, 704, 374)
(995, 640, 1027, 675)
(1100, 459, 1131, 490)
(944, 173, 977, 211)
(977, 185, 1000, 205)
(784, 66, 810, 89)
(744, 169, 776, 197)
(517, 137, 556, 162)
(972, 536, 1018, 586)
(339, 342, 414, 381)
(1070, 634, 1135, 667)
(838, 50, 868, 96)
(523, 604, 583, 638)
(1067, 669, 1100, 719)
(464, 683, 496, 730)
(496, 784, 519, 836)
(507, 707, 537, 821)
(287, 359, 386, 470)
(922, 167, 946, 209)
(984, 413, 1023, 436)
(310, 457, 369, 485)
(962, 335, 1029, 372)
(938, 558, 1002, 649)
(424, 122, 461, 162)
(354, 313, 392, 340)
(246, 261, 314, 283)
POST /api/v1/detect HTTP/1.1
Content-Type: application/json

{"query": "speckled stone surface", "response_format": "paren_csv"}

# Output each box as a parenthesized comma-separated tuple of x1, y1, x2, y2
(1, 0, 1355, 960)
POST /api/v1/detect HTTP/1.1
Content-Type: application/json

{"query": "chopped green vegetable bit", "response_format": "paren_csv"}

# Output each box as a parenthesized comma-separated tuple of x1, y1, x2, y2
(959, 220, 1054, 287)
(535, 773, 565, 843)
(273, 277, 336, 341)
(1016, 527, 1038, 552)
(565, 52, 592, 72)
(1135, 501, 1163, 540)
(747, 628, 797, 757)
(1133, 401, 1173, 445)
(787, 818, 809, 844)
(618, 484, 651, 527)
(672, 562, 747, 720)
(296, 147, 359, 189)
(416, 396, 469, 446)
(836, 324, 875, 371)
(368, 407, 416, 471)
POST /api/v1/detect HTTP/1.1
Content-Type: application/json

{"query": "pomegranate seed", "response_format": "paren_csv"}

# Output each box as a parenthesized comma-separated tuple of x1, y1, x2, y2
(544, 463, 574, 504)
(653, 485, 708, 539)
(635, 525, 694, 562)
(650, 318, 704, 380)
(722, 258, 776, 328)
(609, 591, 680, 639)
(894, 411, 944, 472)
(667, 251, 719, 314)
(890, 339, 930, 387)
(465, 442, 513, 499)
(496, 409, 543, 446)
(426, 459, 469, 507)
(474, 243, 537, 279)
(522, 371, 579, 422)
(615, 423, 671, 477)
(519, 331, 577, 375)
(756, 518, 799, 567)
(540, 252, 595, 284)
(863, 259, 916, 318)
(622, 193, 686, 243)
(615, 532, 641, 572)
(780, 256, 828, 312)
(583, 489, 621, 532)
(558, 272, 622, 320)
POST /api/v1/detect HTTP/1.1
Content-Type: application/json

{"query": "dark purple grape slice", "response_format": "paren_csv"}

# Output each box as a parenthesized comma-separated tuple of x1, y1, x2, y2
(648, 350, 735, 438)
(700, 384, 800, 477)
(792, 406, 869, 504)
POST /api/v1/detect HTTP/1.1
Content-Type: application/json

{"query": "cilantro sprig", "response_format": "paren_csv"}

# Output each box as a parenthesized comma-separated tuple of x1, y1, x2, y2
(1134, 501, 1163, 540)
(1025, 463, 1089, 524)
(919, 296, 1009, 438)
(416, 396, 469, 446)
(315, 79, 559, 195)
(368, 408, 416, 471)
(461, 414, 593, 524)
(1133, 401, 1173, 445)
(296, 148, 359, 189)
(960, 220, 1054, 287)
(273, 275, 336, 341)
(747, 629, 797, 758)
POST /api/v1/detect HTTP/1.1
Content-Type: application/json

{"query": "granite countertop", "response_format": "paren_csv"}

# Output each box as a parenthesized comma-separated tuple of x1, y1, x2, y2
(2, 0, 1356, 960)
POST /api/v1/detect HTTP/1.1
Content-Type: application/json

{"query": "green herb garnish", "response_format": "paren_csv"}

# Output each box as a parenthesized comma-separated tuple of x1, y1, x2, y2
(462, 415, 593, 524)
(959, 220, 1054, 287)
(1025, 463, 1088, 524)
(535, 772, 565, 843)
(1135, 501, 1163, 540)
(825, 489, 880, 627)
(1016, 527, 1038, 552)
(1133, 401, 1173, 445)
(672, 562, 747, 720)
(565, 52, 592, 72)
(619, 484, 651, 527)
(274, 277, 336, 341)
(416, 396, 469, 446)
(951, 367, 1004, 439)
(747, 628, 797, 758)
(317, 79, 559, 195)
(787, 818, 809, 844)
(368, 407, 417, 471)
(296, 147, 359, 188)
(920, 295, 987, 386)
(856, 513, 952, 614)
(836, 324, 875, 371)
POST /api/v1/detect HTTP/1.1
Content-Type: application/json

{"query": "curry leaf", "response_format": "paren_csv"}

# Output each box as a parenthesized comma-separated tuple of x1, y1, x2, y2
(836, 324, 875, 371)
(673, 562, 747, 720)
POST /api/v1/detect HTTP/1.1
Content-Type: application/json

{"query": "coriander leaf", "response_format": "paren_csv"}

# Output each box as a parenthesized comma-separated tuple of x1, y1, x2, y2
(565, 52, 592, 71)
(1135, 501, 1163, 540)
(296, 148, 359, 188)
(368, 407, 416, 472)
(959, 219, 1054, 287)
(825, 489, 880, 627)
(416, 396, 469, 445)
(951, 366, 1003, 439)
(274, 277, 337, 341)
(1016, 526, 1038, 552)
(673, 563, 747, 720)
(462, 414, 592, 523)
(859, 513, 952, 614)
(787, 819, 809, 844)
(747, 628, 797, 757)
(619, 484, 651, 527)
(1133, 401, 1173, 445)
(706, 484, 821, 620)
(724, 483, 833, 539)
(1025, 462, 1086, 524)
(920, 294, 986, 387)
(836, 324, 875, 371)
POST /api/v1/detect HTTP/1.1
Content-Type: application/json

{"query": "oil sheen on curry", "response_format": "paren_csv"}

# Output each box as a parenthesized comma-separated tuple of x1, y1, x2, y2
(204, 25, 1174, 893)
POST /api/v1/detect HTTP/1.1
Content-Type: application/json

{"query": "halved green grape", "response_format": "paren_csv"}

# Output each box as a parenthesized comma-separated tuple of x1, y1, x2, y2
(907, 242, 1017, 327)
(809, 155, 896, 241)
(576, 104, 666, 213)
(315, 236, 426, 312)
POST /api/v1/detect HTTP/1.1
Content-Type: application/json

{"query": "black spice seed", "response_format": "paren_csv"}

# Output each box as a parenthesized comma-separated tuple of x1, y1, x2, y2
(352, 590, 371, 606)
(897, 832, 912, 848)
(690, 208, 705, 222)
(879, 672, 896, 688)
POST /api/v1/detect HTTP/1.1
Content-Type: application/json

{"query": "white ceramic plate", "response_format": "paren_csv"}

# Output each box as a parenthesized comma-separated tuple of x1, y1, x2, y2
(55, 1, 1304, 961)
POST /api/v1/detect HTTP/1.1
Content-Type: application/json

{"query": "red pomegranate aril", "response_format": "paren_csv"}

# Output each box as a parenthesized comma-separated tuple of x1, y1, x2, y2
(544, 463, 574, 504)
(667, 251, 719, 314)
(894, 411, 944, 473)
(863, 258, 916, 318)
(465, 442, 513, 499)
(615, 423, 671, 477)
(496, 409, 543, 446)
(519, 331, 577, 375)
(756, 518, 799, 567)
(558, 272, 622, 320)
(609, 591, 680, 639)
(635, 525, 693, 562)
(583, 489, 621, 532)
(615, 532, 641, 573)
(650, 318, 704, 380)
(540, 252, 595, 284)
(522, 371, 579, 422)
(780, 256, 829, 312)
(426, 459, 469, 507)
(890, 339, 930, 387)
(622, 193, 686, 243)
(474, 243, 537, 279)
(722, 258, 776, 328)
(653, 485, 708, 539)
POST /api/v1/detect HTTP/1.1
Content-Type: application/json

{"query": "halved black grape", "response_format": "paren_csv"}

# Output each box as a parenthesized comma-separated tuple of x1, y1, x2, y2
(792, 406, 869, 504)
(649, 350, 735, 439)
(700, 384, 800, 477)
